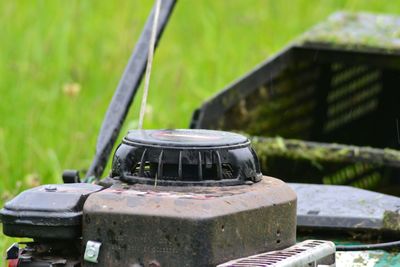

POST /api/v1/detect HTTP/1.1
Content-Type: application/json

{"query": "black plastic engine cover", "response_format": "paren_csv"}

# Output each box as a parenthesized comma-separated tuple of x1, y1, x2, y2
(1, 183, 102, 239)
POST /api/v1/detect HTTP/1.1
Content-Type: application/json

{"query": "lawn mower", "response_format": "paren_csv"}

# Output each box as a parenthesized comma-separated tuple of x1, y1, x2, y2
(2, 1, 400, 266)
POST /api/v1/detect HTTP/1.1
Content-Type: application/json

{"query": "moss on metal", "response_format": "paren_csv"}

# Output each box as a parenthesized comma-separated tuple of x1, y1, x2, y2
(383, 210, 400, 232)
(299, 12, 400, 51)
(250, 136, 400, 168)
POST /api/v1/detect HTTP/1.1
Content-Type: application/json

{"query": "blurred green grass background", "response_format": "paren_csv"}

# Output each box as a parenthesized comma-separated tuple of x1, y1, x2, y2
(1, 0, 400, 258)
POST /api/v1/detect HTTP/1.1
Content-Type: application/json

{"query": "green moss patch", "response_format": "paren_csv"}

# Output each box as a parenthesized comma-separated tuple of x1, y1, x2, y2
(299, 12, 400, 52)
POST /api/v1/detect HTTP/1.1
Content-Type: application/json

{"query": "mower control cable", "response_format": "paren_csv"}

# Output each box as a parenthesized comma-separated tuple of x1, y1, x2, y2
(336, 240, 400, 251)
(84, 0, 176, 180)
(138, 0, 161, 129)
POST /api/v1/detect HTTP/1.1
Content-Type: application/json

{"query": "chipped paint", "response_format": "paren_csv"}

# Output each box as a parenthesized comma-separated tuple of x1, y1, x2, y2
(336, 251, 400, 267)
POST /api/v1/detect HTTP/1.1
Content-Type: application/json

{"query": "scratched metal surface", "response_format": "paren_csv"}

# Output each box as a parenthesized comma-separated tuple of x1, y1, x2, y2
(82, 176, 297, 266)
(293, 183, 400, 266)
(290, 183, 400, 232)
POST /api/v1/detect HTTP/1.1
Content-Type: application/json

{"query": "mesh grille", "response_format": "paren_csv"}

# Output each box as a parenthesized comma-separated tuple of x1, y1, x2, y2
(217, 240, 335, 267)
(222, 61, 319, 139)
(192, 46, 400, 194)
(324, 64, 382, 132)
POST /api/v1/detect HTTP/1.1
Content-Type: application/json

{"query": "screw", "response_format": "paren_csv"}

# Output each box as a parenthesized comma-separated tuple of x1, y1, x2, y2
(86, 247, 96, 258)
(84, 241, 101, 263)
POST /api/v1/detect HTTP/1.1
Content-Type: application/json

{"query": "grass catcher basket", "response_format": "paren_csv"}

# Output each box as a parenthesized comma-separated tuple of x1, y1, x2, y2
(191, 12, 400, 196)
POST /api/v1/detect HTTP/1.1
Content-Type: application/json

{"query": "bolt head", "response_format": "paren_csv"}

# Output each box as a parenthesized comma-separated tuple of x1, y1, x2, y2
(86, 248, 96, 258)
(84, 240, 101, 263)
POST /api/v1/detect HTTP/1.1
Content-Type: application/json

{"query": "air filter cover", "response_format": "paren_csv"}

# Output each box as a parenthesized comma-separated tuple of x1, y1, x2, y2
(1, 183, 102, 239)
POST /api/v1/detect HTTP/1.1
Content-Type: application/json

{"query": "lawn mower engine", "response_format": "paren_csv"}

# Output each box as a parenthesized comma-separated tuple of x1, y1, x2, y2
(1, 129, 335, 266)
